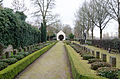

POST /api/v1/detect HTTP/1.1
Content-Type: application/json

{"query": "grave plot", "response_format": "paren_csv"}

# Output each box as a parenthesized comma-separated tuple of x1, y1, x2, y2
(65, 43, 106, 79)
(70, 41, 120, 79)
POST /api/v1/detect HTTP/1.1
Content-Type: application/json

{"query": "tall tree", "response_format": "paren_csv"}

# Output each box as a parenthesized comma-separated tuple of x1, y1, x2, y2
(74, 3, 90, 39)
(90, 0, 112, 40)
(62, 24, 72, 37)
(11, 0, 27, 12)
(74, 22, 83, 39)
(108, 0, 120, 38)
(0, 0, 3, 6)
(31, 0, 55, 42)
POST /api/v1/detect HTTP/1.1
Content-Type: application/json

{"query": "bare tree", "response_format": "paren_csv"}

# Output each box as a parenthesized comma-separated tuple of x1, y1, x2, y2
(74, 23, 83, 39)
(47, 26, 56, 40)
(31, 0, 56, 42)
(74, 2, 91, 39)
(31, 0, 55, 26)
(108, 0, 120, 38)
(90, 0, 112, 40)
(0, 0, 3, 6)
(62, 24, 72, 37)
(83, 1, 96, 40)
(11, 0, 27, 12)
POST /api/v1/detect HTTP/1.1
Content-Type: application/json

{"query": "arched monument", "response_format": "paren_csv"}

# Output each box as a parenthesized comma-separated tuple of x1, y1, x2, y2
(57, 30, 66, 41)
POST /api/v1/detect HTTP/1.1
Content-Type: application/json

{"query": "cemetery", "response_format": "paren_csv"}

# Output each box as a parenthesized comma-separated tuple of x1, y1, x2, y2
(0, 0, 120, 79)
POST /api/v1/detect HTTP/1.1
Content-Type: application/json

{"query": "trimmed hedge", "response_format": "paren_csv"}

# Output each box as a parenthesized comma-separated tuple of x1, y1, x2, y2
(0, 58, 17, 65)
(0, 8, 41, 49)
(0, 42, 56, 79)
(83, 39, 120, 53)
(65, 44, 106, 79)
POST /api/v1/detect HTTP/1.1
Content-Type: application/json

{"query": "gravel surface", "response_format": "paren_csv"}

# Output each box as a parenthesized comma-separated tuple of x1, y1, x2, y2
(15, 41, 71, 79)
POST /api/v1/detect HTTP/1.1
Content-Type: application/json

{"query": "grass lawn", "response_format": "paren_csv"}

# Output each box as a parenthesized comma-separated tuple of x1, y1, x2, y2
(72, 41, 120, 68)
(65, 44, 106, 79)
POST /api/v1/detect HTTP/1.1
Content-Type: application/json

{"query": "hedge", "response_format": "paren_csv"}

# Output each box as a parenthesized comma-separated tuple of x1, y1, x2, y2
(65, 44, 106, 79)
(0, 8, 41, 48)
(0, 42, 56, 79)
(79, 39, 120, 53)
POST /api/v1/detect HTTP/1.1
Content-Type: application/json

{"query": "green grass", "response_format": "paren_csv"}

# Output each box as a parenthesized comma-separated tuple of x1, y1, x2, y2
(65, 44, 106, 79)
(85, 45, 120, 68)
(72, 41, 120, 68)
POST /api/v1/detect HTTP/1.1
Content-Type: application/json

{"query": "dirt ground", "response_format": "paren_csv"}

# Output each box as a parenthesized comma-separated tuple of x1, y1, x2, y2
(15, 41, 71, 79)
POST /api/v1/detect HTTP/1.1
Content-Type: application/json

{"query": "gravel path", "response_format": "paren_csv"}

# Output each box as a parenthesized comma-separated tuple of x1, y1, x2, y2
(15, 42, 71, 79)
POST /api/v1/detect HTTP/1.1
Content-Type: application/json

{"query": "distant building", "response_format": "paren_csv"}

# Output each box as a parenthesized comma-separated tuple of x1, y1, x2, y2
(57, 30, 66, 41)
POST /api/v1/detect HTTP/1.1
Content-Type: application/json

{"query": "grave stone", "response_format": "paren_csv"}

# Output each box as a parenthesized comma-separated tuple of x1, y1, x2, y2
(85, 47, 87, 52)
(30, 46, 33, 51)
(18, 47, 22, 52)
(110, 56, 116, 67)
(4, 45, 13, 58)
(101, 54, 107, 62)
(87, 48, 91, 53)
(6, 52, 11, 58)
(96, 51, 100, 59)
(27, 46, 30, 51)
(13, 49, 18, 55)
(92, 50, 95, 56)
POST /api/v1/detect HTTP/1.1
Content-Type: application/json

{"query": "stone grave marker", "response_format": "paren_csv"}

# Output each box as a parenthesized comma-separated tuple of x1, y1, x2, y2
(101, 54, 107, 62)
(18, 47, 22, 52)
(13, 49, 18, 55)
(87, 48, 91, 53)
(96, 51, 100, 59)
(27, 46, 29, 51)
(92, 50, 95, 56)
(4, 45, 13, 58)
(110, 56, 116, 67)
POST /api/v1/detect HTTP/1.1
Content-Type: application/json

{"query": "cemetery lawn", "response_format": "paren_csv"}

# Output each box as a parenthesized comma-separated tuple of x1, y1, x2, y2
(66, 44, 106, 79)
(85, 45, 120, 68)
(72, 41, 120, 68)
(15, 42, 71, 79)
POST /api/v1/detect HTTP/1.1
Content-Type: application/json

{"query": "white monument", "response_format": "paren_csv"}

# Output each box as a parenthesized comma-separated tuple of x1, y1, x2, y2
(57, 30, 66, 41)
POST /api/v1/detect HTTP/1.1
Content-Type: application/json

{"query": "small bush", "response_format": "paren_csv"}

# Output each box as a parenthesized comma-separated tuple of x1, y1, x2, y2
(0, 58, 17, 65)
(82, 53, 95, 60)
(0, 59, 9, 64)
(70, 44, 81, 53)
(0, 62, 8, 70)
(10, 55, 24, 60)
(88, 58, 102, 64)
(91, 62, 111, 70)
(97, 67, 120, 79)
(7, 58, 18, 64)
(17, 52, 30, 57)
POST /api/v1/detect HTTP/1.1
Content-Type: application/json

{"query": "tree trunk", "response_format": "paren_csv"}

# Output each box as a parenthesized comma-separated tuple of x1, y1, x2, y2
(87, 29, 89, 39)
(100, 28, 102, 40)
(118, 21, 120, 38)
(42, 16, 47, 42)
(91, 29, 94, 40)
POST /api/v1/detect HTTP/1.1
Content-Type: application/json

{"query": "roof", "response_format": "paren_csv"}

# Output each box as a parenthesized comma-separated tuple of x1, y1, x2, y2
(57, 30, 65, 35)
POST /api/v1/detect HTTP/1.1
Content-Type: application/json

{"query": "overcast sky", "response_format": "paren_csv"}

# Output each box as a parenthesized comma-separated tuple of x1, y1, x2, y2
(2, 0, 118, 38)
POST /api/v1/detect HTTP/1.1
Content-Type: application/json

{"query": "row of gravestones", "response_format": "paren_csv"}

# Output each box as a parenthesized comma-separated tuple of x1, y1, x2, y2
(0, 42, 46, 59)
(74, 43, 116, 67)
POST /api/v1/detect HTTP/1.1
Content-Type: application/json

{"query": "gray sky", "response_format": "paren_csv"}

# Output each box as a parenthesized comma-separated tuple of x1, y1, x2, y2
(2, 0, 118, 38)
